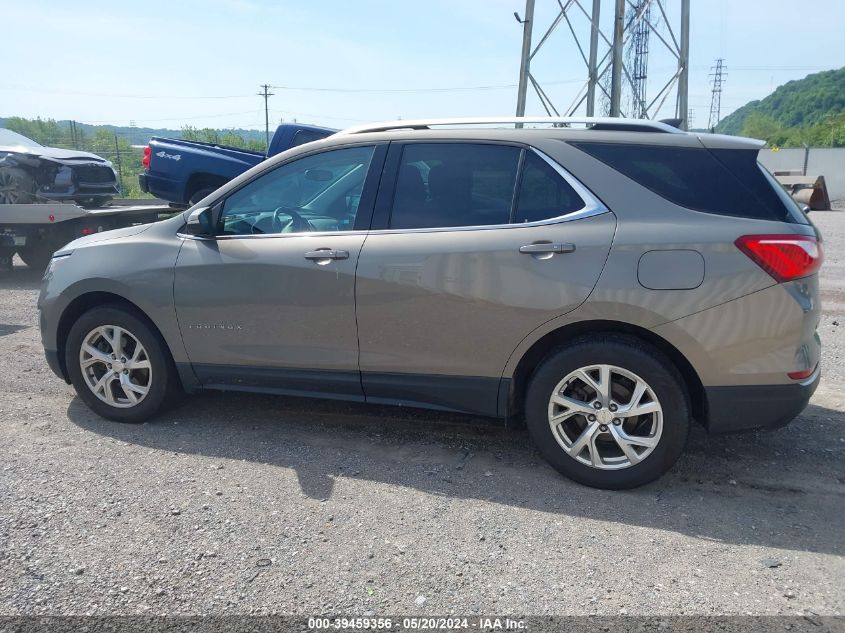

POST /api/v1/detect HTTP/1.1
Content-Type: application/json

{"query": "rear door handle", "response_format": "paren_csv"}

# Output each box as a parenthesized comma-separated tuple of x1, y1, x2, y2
(519, 242, 576, 254)
(304, 249, 349, 261)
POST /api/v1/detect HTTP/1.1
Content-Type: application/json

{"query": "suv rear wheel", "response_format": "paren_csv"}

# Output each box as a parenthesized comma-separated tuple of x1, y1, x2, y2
(525, 336, 689, 489)
(65, 306, 178, 423)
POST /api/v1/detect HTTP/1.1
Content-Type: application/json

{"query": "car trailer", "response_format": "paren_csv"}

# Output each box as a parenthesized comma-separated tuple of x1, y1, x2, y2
(0, 199, 173, 272)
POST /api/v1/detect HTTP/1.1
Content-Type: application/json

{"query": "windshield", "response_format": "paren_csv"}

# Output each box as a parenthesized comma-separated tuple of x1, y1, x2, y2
(0, 128, 42, 148)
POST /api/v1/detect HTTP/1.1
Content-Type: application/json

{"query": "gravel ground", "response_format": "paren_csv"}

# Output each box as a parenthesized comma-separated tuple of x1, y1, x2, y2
(0, 212, 843, 617)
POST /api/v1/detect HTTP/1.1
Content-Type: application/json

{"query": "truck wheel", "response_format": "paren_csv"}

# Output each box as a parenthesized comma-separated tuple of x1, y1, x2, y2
(18, 234, 64, 271)
(76, 198, 111, 208)
(189, 188, 216, 206)
(0, 166, 35, 204)
(17, 246, 53, 271)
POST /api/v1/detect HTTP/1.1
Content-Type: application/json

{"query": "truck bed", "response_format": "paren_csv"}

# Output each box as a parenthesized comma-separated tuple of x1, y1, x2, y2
(149, 137, 266, 159)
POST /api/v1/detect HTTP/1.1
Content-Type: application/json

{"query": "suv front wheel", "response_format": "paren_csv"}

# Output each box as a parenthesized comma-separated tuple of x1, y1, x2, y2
(65, 306, 177, 423)
(525, 336, 689, 489)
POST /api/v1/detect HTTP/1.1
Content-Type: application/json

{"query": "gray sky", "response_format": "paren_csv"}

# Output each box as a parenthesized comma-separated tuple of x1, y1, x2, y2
(2, 0, 842, 130)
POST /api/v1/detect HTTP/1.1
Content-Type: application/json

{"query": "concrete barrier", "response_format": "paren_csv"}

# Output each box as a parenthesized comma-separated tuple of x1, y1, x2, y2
(758, 147, 845, 200)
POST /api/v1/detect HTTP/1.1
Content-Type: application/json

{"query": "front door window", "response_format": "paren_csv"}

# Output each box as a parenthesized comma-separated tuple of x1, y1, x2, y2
(221, 145, 376, 235)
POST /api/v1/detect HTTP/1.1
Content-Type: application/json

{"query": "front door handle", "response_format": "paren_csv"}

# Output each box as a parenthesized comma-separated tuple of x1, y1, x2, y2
(519, 242, 576, 254)
(304, 249, 350, 262)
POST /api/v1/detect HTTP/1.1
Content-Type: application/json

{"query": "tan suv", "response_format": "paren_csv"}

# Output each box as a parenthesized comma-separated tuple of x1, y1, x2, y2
(39, 117, 823, 488)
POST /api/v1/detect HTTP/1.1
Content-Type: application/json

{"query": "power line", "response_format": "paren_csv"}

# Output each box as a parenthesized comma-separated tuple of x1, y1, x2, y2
(78, 110, 264, 125)
(271, 109, 368, 123)
(270, 78, 584, 94)
(2, 85, 253, 99)
(271, 83, 515, 94)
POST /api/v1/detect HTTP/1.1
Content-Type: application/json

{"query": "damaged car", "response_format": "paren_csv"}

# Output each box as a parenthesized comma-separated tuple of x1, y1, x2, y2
(0, 128, 119, 207)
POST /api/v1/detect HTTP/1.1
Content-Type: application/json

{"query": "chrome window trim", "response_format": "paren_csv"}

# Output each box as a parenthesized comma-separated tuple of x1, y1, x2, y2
(178, 230, 369, 242)
(366, 147, 608, 235)
(177, 146, 610, 241)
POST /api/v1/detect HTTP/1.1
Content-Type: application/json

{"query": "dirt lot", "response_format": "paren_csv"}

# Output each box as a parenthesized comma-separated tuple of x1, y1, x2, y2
(0, 212, 843, 617)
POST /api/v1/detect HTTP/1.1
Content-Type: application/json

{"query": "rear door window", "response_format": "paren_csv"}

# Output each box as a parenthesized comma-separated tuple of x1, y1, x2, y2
(572, 142, 800, 222)
(389, 143, 520, 229)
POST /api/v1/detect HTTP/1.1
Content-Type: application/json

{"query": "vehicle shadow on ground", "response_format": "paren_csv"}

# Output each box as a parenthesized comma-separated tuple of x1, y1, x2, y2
(66, 389, 845, 557)
(0, 263, 43, 290)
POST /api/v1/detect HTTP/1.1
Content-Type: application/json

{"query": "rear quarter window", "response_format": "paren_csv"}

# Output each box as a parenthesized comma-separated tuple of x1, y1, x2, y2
(513, 152, 585, 223)
(571, 142, 803, 223)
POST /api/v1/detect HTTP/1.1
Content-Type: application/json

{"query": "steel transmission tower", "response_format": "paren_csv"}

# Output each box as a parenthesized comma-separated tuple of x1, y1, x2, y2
(626, 0, 651, 118)
(514, 0, 690, 128)
(707, 59, 726, 131)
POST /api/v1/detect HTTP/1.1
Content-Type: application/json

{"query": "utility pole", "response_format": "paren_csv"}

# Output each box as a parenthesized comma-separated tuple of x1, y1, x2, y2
(609, 0, 625, 117)
(113, 133, 123, 196)
(586, 0, 601, 116)
(258, 84, 274, 148)
(514, 0, 535, 123)
(708, 59, 726, 131)
(677, 0, 690, 129)
(69, 120, 78, 149)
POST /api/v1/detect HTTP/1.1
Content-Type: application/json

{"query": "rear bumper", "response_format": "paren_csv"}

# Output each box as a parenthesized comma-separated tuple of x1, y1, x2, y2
(140, 172, 185, 204)
(704, 367, 820, 433)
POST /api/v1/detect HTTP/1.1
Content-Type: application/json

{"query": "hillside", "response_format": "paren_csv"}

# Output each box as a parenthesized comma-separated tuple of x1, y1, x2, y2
(0, 117, 267, 147)
(717, 67, 845, 135)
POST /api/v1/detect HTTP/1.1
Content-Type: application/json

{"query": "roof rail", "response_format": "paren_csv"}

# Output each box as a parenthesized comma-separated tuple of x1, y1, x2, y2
(336, 116, 685, 135)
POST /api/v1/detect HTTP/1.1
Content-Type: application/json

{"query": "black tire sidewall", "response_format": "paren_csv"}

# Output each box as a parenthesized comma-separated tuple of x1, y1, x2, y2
(525, 337, 689, 489)
(65, 306, 171, 423)
(17, 244, 54, 271)
(189, 188, 216, 206)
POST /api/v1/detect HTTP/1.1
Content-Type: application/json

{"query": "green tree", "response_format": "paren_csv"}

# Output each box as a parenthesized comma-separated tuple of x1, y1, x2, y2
(740, 113, 789, 146)
(182, 125, 266, 152)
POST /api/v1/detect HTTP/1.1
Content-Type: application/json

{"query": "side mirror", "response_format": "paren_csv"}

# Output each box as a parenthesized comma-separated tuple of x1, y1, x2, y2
(185, 204, 222, 237)
(799, 203, 811, 215)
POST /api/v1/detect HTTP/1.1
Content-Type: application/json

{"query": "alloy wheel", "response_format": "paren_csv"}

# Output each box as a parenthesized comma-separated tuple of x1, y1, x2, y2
(79, 325, 152, 408)
(547, 364, 663, 470)
(0, 170, 21, 204)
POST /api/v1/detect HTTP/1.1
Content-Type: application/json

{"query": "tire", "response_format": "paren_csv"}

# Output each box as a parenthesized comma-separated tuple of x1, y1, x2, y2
(76, 198, 111, 208)
(65, 305, 179, 423)
(189, 188, 217, 206)
(17, 241, 56, 271)
(525, 335, 689, 489)
(0, 166, 35, 204)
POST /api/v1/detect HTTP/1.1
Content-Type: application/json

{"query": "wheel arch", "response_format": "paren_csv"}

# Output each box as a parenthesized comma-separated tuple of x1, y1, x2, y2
(505, 319, 706, 426)
(184, 172, 229, 203)
(55, 291, 182, 389)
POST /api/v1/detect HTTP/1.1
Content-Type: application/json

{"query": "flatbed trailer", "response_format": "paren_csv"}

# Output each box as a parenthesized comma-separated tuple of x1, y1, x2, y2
(0, 200, 174, 272)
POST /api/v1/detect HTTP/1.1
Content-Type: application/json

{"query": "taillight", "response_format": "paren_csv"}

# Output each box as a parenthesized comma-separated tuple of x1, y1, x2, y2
(735, 234, 823, 282)
(788, 365, 817, 381)
(142, 146, 151, 169)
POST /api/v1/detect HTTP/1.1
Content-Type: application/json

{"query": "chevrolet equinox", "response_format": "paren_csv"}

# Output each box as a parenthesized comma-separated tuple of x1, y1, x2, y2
(38, 117, 823, 489)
